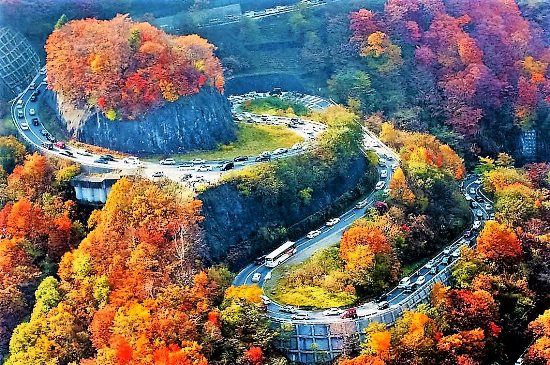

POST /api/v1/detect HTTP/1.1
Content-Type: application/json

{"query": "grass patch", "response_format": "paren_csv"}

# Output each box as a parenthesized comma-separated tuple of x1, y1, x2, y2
(150, 123, 303, 161)
(266, 246, 358, 309)
(0, 114, 17, 136)
(401, 257, 429, 277)
(241, 96, 310, 117)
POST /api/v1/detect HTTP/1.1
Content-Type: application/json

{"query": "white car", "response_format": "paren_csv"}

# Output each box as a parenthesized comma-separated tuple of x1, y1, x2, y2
(192, 158, 206, 165)
(484, 203, 492, 210)
(415, 276, 426, 286)
(473, 221, 481, 230)
(355, 200, 368, 209)
(291, 313, 310, 320)
(424, 259, 436, 269)
(123, 156, 140, 164)
(264, 272, 272, 281)
(380, 170, 388, 178)
(375, 181, 386, 190)
(469, 187, 476, 194)
(322, 308, 343, 316)
(326, 218, 340, 227)
(252, 273, 261, 283)
(474, 179, 482, 184)
(196, 165, 212, 172)
(306, 230, 321, 239)
(20, 122, 29, 130)
(160, 158, 177, 165)
(16, 99, 23, 107)
(273, 147, 288, 155)
(29, 108, 36, 116)
(398, 277, 411, 289)
(452, 248, 461, 258)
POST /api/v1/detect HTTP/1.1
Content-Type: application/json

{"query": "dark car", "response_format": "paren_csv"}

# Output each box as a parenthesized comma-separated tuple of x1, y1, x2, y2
(33, 89, 41, 96)
(375, 293, 388, 303)
(59, 150, 74, 157)
(463, 230, 472, 238)
(40, 129, 48, 136)
(255, 155, 271, 162)
(46, 134, 56, 142)
(220, 162, 234, 171)
(254, 255, 266, 266)
(32, 118, 39, 126)
(234, 156, 249, 162)
(100, 154, 115, 161)
(30, 94, 37, 102)
(94, 158, 108, 164)
(41, 141, 53, 150)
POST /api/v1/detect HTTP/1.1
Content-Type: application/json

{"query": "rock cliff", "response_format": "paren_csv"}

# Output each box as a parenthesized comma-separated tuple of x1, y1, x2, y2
(50, 86, 236, 155)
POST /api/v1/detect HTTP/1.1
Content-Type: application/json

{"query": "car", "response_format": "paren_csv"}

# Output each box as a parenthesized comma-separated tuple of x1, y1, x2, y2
(41, 141, 53, 150)
(17, 110, 23, 118)
(489, 213, 495, 220)
(475, 195, 484, 202)
(260, 151, 271, 158)
(29, 82, 36, 90)
(375, 181, 386, 190)
(180, 174, 193, 181)
(469, 187, 476, 194)
(464, 230, 473, 238)
(46, 134, 56, 142)
(443, 247, 453, 255)
(94, 158, 108, 164)
(101, 154, 115, 161)
(403, 283, 416, 293)
(452, 248, 461, 258)
(425, 259, 436, 269)
(355, 200, 368, 209)
(429, 266, 438, 275)
(291, 313, 310, 320)
(415, 276, 426, 286)
(470, 201, 478, 208)
(476, 209, 484, 218)
(264, 272, 272, 281)
(484, 203, 492, 210)
(54, 141, 66, 149)
(260, 295, 271, 305)
(16, 99, 23, 107)
(377, 301, 389, 310)
(292, 143, 303, 150)
(473, 221, 482, 230)
(152, 171, 164, 178)
(340, 307, 358, 319)
(280, 305, 297, 314)
(252, 273, 261, 283)
(441, 256, 450, 265)
(306, 230, 321, 239)
(33, 89, 41, 96)
(20, 122, 29, 130)
(178, 162, 194, 169)
(234, 156, 249, 162)
(255, 155, 271, 162)
(123, 156, 140, 164)
(29, 108, 36, 116)
(273, 147, 288, 155)
(220, 162, 234, 171)
(196, 165, 212, 172)
(76, 149, 93, 157)
(474, 179, 482, 184)
(398, 277, 411, 289)
(40, 128, 48, 136)
(59, 150, 74, 157)
(326, 218, 340, 227)
(380, 170, 388, 178)
(465, 195, 473, 201)
(375, 293, 388, 303)
(192, 158, 206, 165)
(323, 308, 343, 316)
(32, 118, 39, 126)
(30, 94, 37, 102)
(378, 160, 386, 167)
(160, 158, 177, 165)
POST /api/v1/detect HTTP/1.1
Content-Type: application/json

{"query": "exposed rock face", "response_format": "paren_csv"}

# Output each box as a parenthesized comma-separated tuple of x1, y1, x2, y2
(52, 86, 236, 155)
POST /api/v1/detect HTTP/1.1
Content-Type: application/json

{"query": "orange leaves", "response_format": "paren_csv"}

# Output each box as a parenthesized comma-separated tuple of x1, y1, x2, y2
(476, 221, 522, 263)
(457, 36, 483, 65)
(46, 15, 224, 120)
(244, 346, 264, 365)
(340, 225, 390, 270)
(153, 342, 208, 365)
(389, 167, 415, 205)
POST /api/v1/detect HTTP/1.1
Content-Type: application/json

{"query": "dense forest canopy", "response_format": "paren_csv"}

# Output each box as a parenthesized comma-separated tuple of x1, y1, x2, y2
(45, 15, 224, 120)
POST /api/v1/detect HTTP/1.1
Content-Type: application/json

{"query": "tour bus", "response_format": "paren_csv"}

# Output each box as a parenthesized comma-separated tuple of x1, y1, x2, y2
(264, 241, 296, 268)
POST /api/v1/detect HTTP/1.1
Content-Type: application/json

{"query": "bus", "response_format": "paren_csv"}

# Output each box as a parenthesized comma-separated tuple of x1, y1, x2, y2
(264, 241, 296, 267)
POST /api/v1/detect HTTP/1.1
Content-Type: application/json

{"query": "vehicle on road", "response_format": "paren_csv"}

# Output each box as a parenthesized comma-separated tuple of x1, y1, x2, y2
(355, 200, 368, 209)
(378, 160, 386, 167)
(452, 248, 461, 258)
(326, 218, 340, 227)
(76, 149, 93, 157)
(476, 209, 484, 218)
(441, 256, 450, 265)
(123, 156, 140, 164)
(252, 273, 261, 283)
(425, 259, 436, 269)
(196, 164, 212, 172)
(160, 158, 177, 165)
(220, 162, 234, 171)
(340, 308, 357, 319)
(291, 313, 310, 320)
(178, 162, 194, 169)
(273, 147, 288, 155)
(255, 155, 271, 162)
(443, 247, 452, 255)
(29, 82, 36, 90)
(40, 128, 48, 136)
(476, 195, 484, 202)
(469, 187, 476, 194)
(101, 154, 115, 161)
(380, 170, 388, 178)
(59, 150, 74, 157)
(292, 143, 303, 150)
(192, 158, 206, 165)
(17, 110, 23, 118)
(20, 122, 29, 130)
(152, 171, 164, 178)
(429, 266, 438, 275)
(485, 203, 492, 210)
(54, 141, 66, 149)
(94, 158, 108, 164)
(29, 108, 36, 116)
(404, 283, 415, 293)
(280, 305, 297, 314)
(30, 94, 37, 102)
(42, 141, 53, 150)
(377, 301, 389, 310)
(32, 118, 39, 126)
(473, 221, 481, 230)
(474, 179, 482, 184)
(415, 276, 426, 286)
(470, 201, 478, 208)
(233, 156, 249, 162)
(16, 99, 23, 107)
(375, 181, 386, 190)
(46, 134, 56, 142)
(323, 308, 343, 316)
(180, 173, 193, 181)
(489, 213, 495, 220)
(260, 151, 271, 158)
(398, 277, 411, 289)
(306, 230, 321, 239)
(265, 241, 296, 268)
(264, 272, 272, 281)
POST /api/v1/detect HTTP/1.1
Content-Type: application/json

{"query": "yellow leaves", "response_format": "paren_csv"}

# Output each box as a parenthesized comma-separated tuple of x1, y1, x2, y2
(389, 167, 415, 205)
(193, 59, 205, 71)
(224, 285, 262, 305)
(90, 53, 105, 73)
(159, 79, 179, 102)
(522, 56, 548, 78)
(369, 330, 391, 360)
(361, 32, 403, 73)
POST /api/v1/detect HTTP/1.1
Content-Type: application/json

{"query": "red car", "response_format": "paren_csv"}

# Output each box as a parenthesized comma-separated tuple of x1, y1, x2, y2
(54, 141, 66, 149)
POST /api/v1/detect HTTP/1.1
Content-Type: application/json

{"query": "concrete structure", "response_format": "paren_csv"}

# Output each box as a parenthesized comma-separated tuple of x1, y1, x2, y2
(0, 27, 40, 97)
(71, 173, 121, 205)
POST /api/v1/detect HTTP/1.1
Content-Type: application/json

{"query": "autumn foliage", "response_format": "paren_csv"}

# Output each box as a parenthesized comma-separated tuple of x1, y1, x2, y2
(45, 15, 224, 120)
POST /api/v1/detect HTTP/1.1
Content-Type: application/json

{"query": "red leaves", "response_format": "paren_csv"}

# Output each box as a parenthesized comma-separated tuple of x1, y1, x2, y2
(244, 346, 264, 365)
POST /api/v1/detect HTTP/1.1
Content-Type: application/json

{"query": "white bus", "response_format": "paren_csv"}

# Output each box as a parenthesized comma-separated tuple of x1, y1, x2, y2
(264, 241, 296, 267)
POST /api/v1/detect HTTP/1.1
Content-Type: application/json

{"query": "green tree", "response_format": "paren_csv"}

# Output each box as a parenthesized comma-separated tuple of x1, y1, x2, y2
(0, 136, 26, 174)
(54, 14, 68, 30)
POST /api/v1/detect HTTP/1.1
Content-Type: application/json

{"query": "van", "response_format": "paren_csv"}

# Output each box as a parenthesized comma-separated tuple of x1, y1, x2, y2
(252, 273, 261, 283)
(340, 307, 357, 319)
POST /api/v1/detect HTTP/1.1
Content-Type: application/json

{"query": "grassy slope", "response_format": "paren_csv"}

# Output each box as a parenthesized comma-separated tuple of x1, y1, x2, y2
(0, 114, 17, 136)
(155, 123, 304, 161)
